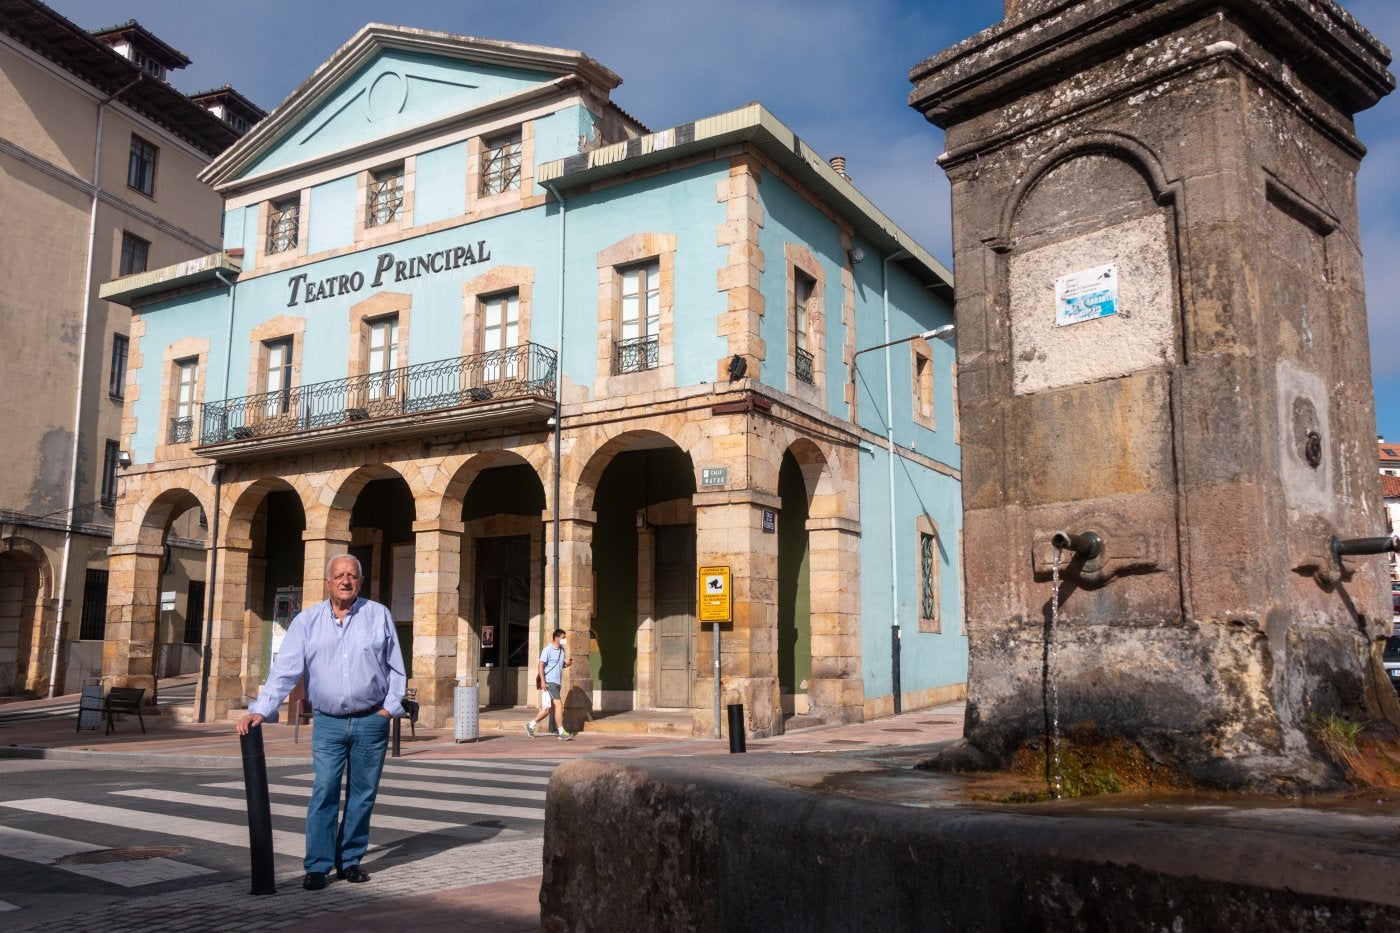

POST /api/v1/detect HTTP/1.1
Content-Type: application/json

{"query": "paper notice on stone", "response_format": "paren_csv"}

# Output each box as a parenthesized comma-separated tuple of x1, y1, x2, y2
(1055, 262, 1119, 327)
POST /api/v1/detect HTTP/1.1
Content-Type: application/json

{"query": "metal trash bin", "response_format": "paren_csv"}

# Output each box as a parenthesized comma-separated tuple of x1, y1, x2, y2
(454, 684, 479, 742)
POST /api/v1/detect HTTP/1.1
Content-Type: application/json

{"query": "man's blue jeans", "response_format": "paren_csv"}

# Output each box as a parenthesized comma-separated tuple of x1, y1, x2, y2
(306, 710, 390, 873)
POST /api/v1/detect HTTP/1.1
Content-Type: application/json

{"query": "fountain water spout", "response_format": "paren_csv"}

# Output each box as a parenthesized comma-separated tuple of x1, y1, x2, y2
(1317, 533, 1400, 586)
(1050, 530, 1103, 561)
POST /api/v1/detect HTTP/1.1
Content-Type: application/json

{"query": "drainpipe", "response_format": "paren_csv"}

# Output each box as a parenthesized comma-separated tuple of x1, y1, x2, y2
(196, 267, 239, 722)
(197, 465, 222, 722)
(48, 73, 143, 698)
(881, 249, 909, 715)
(541, 181, 566, 635)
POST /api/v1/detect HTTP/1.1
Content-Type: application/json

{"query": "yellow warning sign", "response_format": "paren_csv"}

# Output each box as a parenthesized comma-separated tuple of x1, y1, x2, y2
(698, 565, 731, 623)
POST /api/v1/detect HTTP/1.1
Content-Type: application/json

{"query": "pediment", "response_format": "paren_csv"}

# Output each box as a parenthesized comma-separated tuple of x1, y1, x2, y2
(203, 25, 621, 190)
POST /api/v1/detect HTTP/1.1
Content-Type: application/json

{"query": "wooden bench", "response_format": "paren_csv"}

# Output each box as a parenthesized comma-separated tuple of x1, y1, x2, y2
(104, 687, 147, 735)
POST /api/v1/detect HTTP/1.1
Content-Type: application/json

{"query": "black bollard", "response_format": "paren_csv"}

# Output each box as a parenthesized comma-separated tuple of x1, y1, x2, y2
(391, 715, 401, 758)
(239, 726, 277, 895)
(727, 703, 746, 754)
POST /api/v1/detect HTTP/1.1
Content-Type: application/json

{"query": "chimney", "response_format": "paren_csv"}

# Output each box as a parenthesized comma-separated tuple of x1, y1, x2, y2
(829, 155, 851, 181)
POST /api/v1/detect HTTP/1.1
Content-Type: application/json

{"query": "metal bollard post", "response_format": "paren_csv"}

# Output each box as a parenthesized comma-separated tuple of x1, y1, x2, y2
(239, 726, 277, 895)
(727, 703, 746, 754)
(391, 715, 401, 758)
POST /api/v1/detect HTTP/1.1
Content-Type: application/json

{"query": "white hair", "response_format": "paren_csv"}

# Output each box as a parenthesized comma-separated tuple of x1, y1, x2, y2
(325, 554, 363, 579)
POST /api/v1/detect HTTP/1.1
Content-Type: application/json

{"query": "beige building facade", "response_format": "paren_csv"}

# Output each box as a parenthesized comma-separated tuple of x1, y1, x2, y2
(0, 2, 258, 696)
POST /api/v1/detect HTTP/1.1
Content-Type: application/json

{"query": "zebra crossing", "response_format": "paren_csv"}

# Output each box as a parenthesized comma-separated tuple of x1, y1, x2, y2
(0, 756, 559, 918)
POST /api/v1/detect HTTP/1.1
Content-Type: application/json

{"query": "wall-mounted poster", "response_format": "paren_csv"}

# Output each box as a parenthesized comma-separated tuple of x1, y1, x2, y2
(482, 624, 495, 649)
(1055, 262, 1119, 327)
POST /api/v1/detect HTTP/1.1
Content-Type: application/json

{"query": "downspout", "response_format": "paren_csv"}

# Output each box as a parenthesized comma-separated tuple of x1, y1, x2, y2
(541, 181, 566, 634)
(197, 267, 239, 721)
(882, 249, 910, 715)
(197, 465, 222, 722)
(48, 73, 142, 697)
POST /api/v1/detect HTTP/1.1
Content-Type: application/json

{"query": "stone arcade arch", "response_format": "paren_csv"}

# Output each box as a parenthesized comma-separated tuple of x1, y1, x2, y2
(202, 478, 307, 721)
(0, 536, 52, 696)
(106, 486, 211, 697)
(574, 430, 698, 716)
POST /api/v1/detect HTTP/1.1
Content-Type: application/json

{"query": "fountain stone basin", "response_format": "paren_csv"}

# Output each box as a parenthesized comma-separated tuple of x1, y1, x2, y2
(541, 749, 1400, 931)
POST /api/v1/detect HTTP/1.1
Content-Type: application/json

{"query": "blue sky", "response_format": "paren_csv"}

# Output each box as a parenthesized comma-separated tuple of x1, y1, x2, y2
(48, 0, 1399, 442)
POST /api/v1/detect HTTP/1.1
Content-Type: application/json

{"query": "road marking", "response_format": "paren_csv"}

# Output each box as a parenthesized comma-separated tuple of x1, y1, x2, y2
(392, 758, 559, 774)
(0, 823, 214, 887)
(203, 781, 545, 821)
(278, 773, 546, 800)
(383, 763, 551, 785)
(1, 797, 305, 852)
(112, 788, 471, 835)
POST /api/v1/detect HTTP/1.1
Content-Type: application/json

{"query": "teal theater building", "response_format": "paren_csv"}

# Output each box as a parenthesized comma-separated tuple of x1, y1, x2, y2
(100, 24, 962, 735)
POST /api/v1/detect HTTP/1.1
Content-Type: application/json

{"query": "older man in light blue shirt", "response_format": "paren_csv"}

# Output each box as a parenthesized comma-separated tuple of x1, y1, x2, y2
(237, 554, 406, 891)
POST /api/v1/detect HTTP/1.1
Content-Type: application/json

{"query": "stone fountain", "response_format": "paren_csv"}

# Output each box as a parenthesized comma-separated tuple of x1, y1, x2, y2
(540, 2, 1400, 928)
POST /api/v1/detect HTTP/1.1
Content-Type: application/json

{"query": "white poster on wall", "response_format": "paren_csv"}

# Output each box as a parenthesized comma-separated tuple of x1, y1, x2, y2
(1055, 262, 1119, 327)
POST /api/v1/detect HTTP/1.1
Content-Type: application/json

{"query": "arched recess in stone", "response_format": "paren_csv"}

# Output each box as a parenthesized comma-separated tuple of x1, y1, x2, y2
(450, 450, 549, 712)
(114, 486, 211, 692)
(209, 477, 308, 717)
(0, 536, 52, 696)
(569, 429, 698, 717)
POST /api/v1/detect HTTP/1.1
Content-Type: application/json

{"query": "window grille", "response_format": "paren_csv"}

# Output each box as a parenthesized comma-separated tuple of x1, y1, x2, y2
(266, 199, 299, 254)
(79, 569, 109, 640)
(481, 132, 522, 196)
(795, 347, 814, 385)
(920, 532, 937, 622)
(366, 166, 403, 227)
(613, 335, 659, 374)
(109, 335, 128, 399)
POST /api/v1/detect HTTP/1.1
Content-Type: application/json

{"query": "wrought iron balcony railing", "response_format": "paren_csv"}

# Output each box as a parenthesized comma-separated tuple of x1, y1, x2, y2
(612, 335, 658, 374)
(169, 416, 194, 444)
(199, 342, 556, 446)
(795, 347, 814, 384)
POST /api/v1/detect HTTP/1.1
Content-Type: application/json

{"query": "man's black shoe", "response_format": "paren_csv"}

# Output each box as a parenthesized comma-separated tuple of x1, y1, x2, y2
(337, 865, 371, 883)
(302, 872, 327, 891)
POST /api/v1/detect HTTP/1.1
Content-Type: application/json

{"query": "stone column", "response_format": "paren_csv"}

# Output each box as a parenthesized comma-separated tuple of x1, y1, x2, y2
(410, 518, 462, 727)
(550, 509, 595, 731)
(806, 517, 863, 725)
(102, 543, 163, 697)
(910, 0, 1396, 789)
(695, 491, 782, 738)
(202, 539, 251, 721)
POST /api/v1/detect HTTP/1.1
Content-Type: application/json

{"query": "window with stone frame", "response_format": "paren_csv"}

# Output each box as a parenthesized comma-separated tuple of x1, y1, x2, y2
(266, 195, 299, 255)
(127, 135, 158, 197)
(480, 290, 520, 383)
(170, 357, 198, 444)
(119, 231, 149, 276)
(614, 259, 660, 374)
(912, 342, 935, 429)
(793, 268, 816, 385)
(366, 164, 404, 227)
(480, 130, 522, 197)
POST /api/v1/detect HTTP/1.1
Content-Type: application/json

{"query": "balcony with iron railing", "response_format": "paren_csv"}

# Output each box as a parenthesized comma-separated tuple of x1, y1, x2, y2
(196, 342, 556, 459)
(613, 335, 659, 375)
(795, 347, 814, 385)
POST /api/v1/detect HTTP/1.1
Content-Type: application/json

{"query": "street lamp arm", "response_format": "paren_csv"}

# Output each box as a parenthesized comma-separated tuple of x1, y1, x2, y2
(852, 324, 955, 364)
